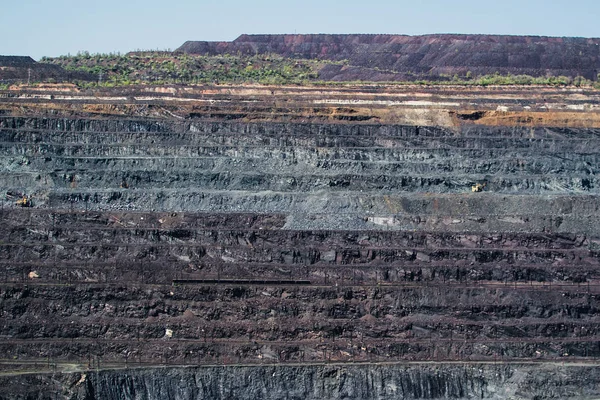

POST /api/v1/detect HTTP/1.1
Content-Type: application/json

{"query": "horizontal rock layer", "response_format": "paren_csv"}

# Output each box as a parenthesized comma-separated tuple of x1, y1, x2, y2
(2, 363, 600, 400)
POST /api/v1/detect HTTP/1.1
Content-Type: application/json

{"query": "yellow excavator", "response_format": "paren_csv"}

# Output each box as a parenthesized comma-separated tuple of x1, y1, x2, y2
(16, 195, 32, 207)
(471, 183, 486, 193)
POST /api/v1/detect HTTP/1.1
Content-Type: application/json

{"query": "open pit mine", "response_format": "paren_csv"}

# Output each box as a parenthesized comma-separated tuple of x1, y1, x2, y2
(0, 79, 600, 399)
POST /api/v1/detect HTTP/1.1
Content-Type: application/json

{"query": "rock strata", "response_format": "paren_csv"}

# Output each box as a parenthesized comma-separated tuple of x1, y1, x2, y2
(0, 85, 599, 398)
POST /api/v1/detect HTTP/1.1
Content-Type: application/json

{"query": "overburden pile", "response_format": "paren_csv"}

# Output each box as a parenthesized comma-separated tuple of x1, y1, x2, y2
(178, 34, 600, 81)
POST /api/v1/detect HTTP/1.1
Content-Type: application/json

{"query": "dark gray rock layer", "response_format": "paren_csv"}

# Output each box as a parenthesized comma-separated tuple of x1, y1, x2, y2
(2, 363, 600, 400)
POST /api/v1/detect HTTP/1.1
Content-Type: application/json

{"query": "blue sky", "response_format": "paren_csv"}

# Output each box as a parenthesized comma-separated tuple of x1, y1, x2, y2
(3, 0, 600, 60)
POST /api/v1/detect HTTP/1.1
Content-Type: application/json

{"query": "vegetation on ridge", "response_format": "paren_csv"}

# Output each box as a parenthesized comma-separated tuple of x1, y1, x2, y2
(36, 51, 600, 89)
(41, 51, 325, 86)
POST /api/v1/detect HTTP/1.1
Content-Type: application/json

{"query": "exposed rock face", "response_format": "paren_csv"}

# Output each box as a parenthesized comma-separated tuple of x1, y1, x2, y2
(0, 86, 599, 398)
(3, 363, 600, 400)
(177, 34, 600, 81)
